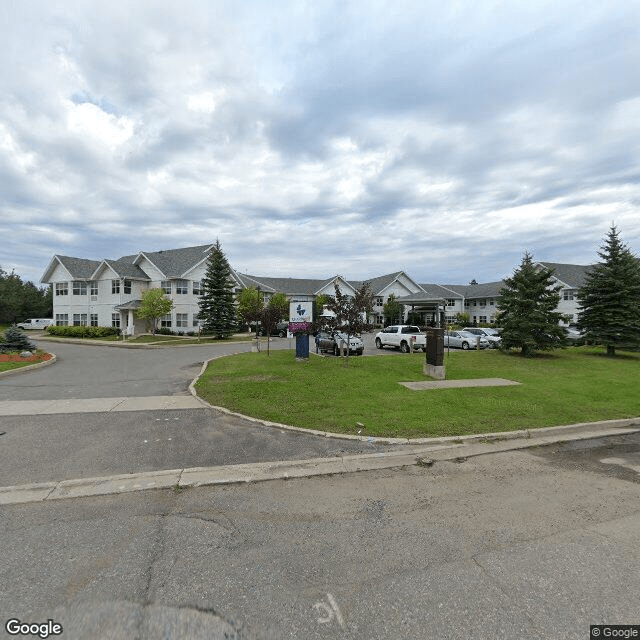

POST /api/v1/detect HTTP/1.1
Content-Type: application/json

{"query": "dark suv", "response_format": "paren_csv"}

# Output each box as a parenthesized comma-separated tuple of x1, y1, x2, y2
(258, 321, 289, 337)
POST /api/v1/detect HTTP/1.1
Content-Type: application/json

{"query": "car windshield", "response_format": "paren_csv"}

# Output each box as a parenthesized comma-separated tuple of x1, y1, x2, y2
(484, 328, 499, 335)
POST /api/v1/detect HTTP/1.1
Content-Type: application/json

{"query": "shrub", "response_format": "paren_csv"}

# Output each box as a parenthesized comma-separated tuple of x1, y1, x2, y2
(44, 325, 120, 338)
(0, 326, 37, 352)
(155, 327, 174, 335)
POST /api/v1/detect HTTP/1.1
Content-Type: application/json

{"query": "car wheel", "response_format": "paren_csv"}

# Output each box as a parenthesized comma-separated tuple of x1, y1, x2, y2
(400, 341, 410, 353)
(375, 338, 383, 349)
(461, 341, 470, 350)
(333, 345, 340, 356)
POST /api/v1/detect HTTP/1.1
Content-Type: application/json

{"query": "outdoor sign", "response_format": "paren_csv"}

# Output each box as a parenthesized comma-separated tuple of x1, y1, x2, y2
(289, 301, 313, 358)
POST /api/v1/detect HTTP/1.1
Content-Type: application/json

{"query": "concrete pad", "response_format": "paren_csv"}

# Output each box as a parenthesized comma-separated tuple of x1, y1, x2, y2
(400, 377, 521, 390)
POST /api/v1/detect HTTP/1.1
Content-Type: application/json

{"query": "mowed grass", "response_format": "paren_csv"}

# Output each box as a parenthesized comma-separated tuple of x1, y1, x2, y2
(194, 347, 640, 438)
(0, 360, 38, 372)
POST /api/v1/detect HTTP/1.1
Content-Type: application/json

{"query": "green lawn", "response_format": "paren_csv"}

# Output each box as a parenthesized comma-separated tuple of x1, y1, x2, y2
(0, 360, 39, 373)
(194, 347, 640, 438)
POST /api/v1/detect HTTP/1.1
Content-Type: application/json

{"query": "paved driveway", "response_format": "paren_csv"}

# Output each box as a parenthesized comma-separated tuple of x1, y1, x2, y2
(0, 337, 294, 401)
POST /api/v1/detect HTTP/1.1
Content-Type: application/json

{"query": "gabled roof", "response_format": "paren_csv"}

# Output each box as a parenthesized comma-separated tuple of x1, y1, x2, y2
(240, 274, 340, 296)
(92, 259, 151, 280)
(353, 271, 423, 296)
(420, 284, 464, 299)
(536, 262, 590, 288)
(41, 255, 102, 282)
(444, 281, 505, 298)
(122, 244, 215, 278)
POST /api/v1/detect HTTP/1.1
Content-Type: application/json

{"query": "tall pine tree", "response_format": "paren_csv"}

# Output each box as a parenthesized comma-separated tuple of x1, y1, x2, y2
(198, 240, 237, 338)
(577, 225, 640, 356)
(498, 252, 568, 356)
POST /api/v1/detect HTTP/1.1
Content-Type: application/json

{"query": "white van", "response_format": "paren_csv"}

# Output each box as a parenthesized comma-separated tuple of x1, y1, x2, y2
(15, 318, 54, 330)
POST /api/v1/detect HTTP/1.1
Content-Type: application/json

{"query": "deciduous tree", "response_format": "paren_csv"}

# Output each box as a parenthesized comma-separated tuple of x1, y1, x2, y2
(136, 288, 173, 334)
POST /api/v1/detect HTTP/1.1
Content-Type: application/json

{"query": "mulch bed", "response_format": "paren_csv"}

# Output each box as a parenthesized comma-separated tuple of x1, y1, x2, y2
(0, 353, 53, 362)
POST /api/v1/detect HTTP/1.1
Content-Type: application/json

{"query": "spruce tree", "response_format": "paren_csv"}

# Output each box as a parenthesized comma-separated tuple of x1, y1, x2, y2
(498, 252, 568, 356)
(198, 240, 237, 338)
(577, 225, 640, 356)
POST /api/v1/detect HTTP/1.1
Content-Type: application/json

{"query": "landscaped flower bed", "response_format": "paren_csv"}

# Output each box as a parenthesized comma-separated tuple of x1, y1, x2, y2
(0, 352, 53, 362)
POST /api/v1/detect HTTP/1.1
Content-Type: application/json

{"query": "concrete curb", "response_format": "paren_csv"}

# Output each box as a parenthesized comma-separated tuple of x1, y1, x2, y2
(0, 353, 57, 379)
(189, 354, 640, 445)
(1, 424, 638, 506)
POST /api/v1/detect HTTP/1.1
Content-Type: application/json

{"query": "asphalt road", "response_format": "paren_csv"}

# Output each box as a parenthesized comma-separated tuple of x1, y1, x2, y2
(2, 433, 639, 640)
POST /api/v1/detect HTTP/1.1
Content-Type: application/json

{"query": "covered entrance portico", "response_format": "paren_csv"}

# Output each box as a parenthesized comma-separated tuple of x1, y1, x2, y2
(114, 300, 145, 336)
(396, 292, 446, 327)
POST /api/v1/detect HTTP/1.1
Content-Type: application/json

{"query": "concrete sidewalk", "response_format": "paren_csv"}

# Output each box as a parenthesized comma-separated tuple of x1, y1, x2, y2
(2, 420, 638, 505)
(0, 395, 206, 415)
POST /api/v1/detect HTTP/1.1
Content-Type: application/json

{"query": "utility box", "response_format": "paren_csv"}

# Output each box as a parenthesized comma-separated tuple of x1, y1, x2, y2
(424, 327, 445, 379)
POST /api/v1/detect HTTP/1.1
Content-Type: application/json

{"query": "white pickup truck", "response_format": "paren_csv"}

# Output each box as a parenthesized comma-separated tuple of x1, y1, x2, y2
(374, 325, 426, 353)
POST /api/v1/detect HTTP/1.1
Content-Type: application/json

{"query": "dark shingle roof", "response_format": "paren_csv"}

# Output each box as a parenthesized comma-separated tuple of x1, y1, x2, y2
(100, 260, 150, 280)
(443, 281, 505, 298)
(55, 256, 102, 279)
(241, 274, 334, 295)
(537, 262, 590, 288)
(119, 244, 214, 278)
(420, 283, 464, 299)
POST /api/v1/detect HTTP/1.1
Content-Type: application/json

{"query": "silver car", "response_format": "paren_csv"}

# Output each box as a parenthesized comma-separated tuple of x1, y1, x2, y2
(444, 330, 489, 350)
(462, 327, 501, 348)
(315, 331, 364, 356)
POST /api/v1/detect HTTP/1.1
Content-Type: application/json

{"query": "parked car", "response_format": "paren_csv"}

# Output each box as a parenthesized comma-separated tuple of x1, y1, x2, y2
(374, 325, 426, 352)
(315, 331, 364, 356)
(258, 321, 289, 337)
(462, 327, 501, 348)
(15, 318, 54, 330)
(444, 330, 489, 350)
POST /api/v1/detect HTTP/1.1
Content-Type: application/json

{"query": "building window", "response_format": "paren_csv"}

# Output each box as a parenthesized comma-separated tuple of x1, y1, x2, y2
(176, 280, 188, 294)
(563, 289, 574, 301)
(112, 280, 120, 294)
(90, 314, 98, 326)
(478, 299, 486, 307)
(124, 279, 132, 294)
(111, 314, 120, 328)
(73, 313, 88, 326)
(375, 296, 383, 307)
(55, 313, 68, 326)
(193, 281, 202, 295)
(464, 300, 470, 307)
(55, 282, 68, 296)
(161, 280, 172, 294)
(160, 314, 172, 328)
(479, 316, 487, 323)
(90, 282, 98, 296)
(446, 299, 456, 307)
(176, 313, 188, 327)
(72, 281, 87, 295)
(489, 299, 495, 305)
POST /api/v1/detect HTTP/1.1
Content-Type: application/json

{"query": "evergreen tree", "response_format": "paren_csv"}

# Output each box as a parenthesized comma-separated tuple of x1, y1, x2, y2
(198, 240, 237, 338)
(498, 252, 568, 356)
(577, 225, 640, 357)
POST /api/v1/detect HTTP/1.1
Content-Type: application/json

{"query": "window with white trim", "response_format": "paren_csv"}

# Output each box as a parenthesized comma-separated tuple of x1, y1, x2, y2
(375, 297, 383, 307)
(111, 314, 120, 328)
(193, 281, 202, 295)
(73, 281, 87, 295)
(176, 280, 188, 294)
(90, 282, 98, 296)
(176, 313, 188, 327)
(55, 282, 68, 296)
(161, 281, 171, 294)
(112, 280, 120, 294)
(563, 289, 574, 301)
(446, 299, 456, 307)
(124, 279, 132, 294)
(160, 314, 172, 328)
(90, 314, 98, 326)
(73, 313, 87, 326)
(55, 313, 68, 326)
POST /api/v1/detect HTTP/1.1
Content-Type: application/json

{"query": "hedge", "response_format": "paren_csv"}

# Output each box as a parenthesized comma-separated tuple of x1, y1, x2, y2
(45, 325, 121, 338)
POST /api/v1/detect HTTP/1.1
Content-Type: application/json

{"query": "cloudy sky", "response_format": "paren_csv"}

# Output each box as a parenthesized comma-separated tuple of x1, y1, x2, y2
(1, 0, 639, 287)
